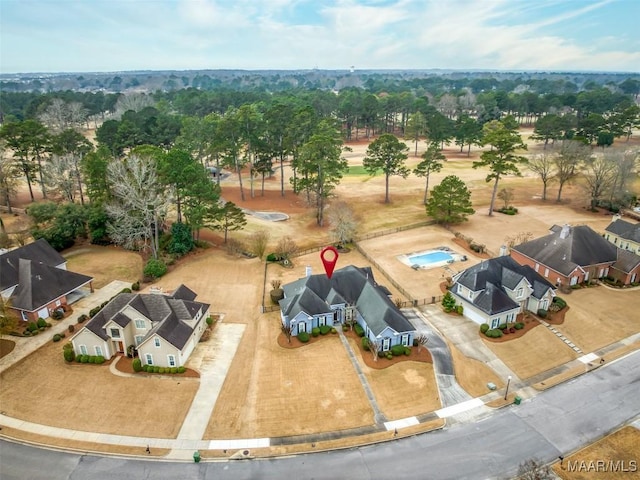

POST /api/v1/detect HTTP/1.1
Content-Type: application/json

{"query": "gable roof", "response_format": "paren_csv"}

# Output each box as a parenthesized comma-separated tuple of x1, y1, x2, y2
(606, 218, 640, 243)
(11, 258, 93, 312)
(0, 239, 66, 291)
(453, 256, 555, 316)
(80, 285, 209, 349)
(512, 224, 617, 275)
(280, 265, 414, 336)
(613, 248, 640, 274)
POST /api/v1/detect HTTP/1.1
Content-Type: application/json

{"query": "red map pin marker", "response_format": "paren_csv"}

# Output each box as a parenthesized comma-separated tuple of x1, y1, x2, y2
(320, 246, 339, 279)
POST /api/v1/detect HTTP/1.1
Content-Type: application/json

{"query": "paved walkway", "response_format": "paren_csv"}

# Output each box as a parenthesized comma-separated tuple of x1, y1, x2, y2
(168, 322, 246, 459)
(0, 280, 130, 375)
(337, 329, 387, 424)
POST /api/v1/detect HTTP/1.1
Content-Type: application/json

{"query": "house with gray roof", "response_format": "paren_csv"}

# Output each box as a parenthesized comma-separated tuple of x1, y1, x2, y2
(71, 285, 210, 368)
(510, 224, 618, 287)
(0, 239, 93, 321)
(450, 256, 556, 328)
(279, 265, 415, 352)
(604, 215, 640, 256)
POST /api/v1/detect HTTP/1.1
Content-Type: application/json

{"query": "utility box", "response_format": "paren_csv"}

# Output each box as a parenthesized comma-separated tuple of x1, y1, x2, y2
(193, 451, 201, 463)
(514, 396, 522, 405)
(487, 382, 497, 391)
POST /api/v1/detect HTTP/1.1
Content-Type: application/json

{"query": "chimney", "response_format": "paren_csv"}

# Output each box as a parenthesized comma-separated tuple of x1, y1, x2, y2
(305, 265, 312, 277)
(559, 224, 571, 239)
(499, 245, 508, 256)
(612, 213, 621, 222)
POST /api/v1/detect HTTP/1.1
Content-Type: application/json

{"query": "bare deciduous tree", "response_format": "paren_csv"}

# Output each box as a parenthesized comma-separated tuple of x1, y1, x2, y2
(38, 99, 87, 132)
(0, 142, 21, 213)
(113, 93, 155, 118)
(554, 141, 589, 203)
(275, 236, 298, 260)
(415, 334, 429, 353)
(45, 154, 77, 202)
(497, 187, 514, 209)
(582, 154, 617, 210)
(504, 232, 533, 249)
(249, 230, 270, 260)
(370, 339, 380, 362)
(281, 323, 292, 344)
(328, 201, 358, 246)
(528, 152, 556, 201)
(106, 155, 168, 259)
(516, 458, 554, 480)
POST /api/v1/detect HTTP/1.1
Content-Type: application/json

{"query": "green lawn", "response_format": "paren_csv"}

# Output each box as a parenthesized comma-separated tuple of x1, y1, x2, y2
(345, 165, 371, 176)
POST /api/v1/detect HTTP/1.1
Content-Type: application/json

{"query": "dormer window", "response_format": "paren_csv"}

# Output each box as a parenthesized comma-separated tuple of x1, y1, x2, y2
(516, 287, 524, 298)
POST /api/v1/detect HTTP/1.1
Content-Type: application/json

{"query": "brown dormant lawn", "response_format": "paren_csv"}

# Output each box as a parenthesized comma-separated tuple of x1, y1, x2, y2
(553, 287, 640, 353)
(0, 339, 198, 438)
(482, 326, 579, 380)
(64, 244, 143, 289)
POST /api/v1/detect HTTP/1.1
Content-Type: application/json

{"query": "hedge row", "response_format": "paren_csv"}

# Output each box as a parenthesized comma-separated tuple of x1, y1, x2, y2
(75, 354, 105, 364)
(141, 364, 186, 374)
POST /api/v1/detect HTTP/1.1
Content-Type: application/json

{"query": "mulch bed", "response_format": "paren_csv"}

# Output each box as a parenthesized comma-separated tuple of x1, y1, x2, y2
(544, 306, 569, 325)
(277, 327, 432, 369)
(0, 338, 16, 359)
(478, 313, 541, 343)
(114, 355, 200, 378)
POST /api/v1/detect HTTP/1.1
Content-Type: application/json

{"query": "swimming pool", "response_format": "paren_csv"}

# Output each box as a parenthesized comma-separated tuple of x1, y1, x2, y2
(408, 250, 453, 266)
(397, 247, 466, 270)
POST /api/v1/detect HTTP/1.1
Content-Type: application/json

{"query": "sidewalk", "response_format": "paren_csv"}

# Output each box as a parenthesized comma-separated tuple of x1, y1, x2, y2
(0, 280, 130, 374)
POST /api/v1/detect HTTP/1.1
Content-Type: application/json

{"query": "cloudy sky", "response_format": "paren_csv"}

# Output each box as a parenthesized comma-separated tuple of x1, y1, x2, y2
(1, 0, 639, 73)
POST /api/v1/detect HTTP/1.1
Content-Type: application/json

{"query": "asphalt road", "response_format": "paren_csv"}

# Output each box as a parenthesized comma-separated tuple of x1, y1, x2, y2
(1, 351, 639, 480)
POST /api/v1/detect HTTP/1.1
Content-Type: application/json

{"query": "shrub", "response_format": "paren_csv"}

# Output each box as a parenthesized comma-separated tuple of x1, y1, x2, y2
(27, 322, 37, 332)
(143, 259, 168, 279)
(81, 355, 89, 363)
(485, 329, 503, 338)
(132, 358, 143, 372)
(206, 316, 213, 326)
(386, 353, 393, 360)
(537, 309, 548, 318)
(159, 367, 166, 374)
(514, 322, 524, 330)
(319, 325, 331, 335)
(51, 310, 64, 320)
(75, 355, 82, 362)
(413, 338, 419, 347)
(456, 305, 463, 315)
(88, 356, 96, 363)
(342, 324, 349, 332)
(330, 327, 337, 334)
(77, 314, 88, 323)
(362, 337, 370, 351)
(378, 351, 385, 358)
(63, 348, 75, 362)
(95, 356, 105, 364)
(63, 342, 73, 351)
(297, 331, 310, 343)
(170, 367, 178, 374)
(266, 253, 278, 262)
(89, 306, 102, 317)
(31, 329, 39, 335)
(120, 288, 132, 294)
(390, 344, 405, 356)
(404, 347, 411, 356)
(553, 297, 567, 309)
(131, 281, 140, 291)
(153, 366, 160, 373)
(37, 318, 48, 328)
(53, 333, 62, 342)
(68, 324, 75, 333)
(142, 365, 149, 372)
(354, 324, 365, 337)
(311, 327, 320, 337)
(509, 327, 516, 334)
(498, 324, 507, 331)
(177, 366, 186, 374)
(480, 323, 490, 334)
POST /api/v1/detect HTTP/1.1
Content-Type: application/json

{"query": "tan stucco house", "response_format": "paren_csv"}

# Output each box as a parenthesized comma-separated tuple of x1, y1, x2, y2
(71, 285, 209, 368)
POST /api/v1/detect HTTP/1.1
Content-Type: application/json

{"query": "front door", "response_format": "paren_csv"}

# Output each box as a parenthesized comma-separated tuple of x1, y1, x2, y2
(382, 338, 391, 352)
(117, 341, 124, 353)
(298, 322, 306, 334)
